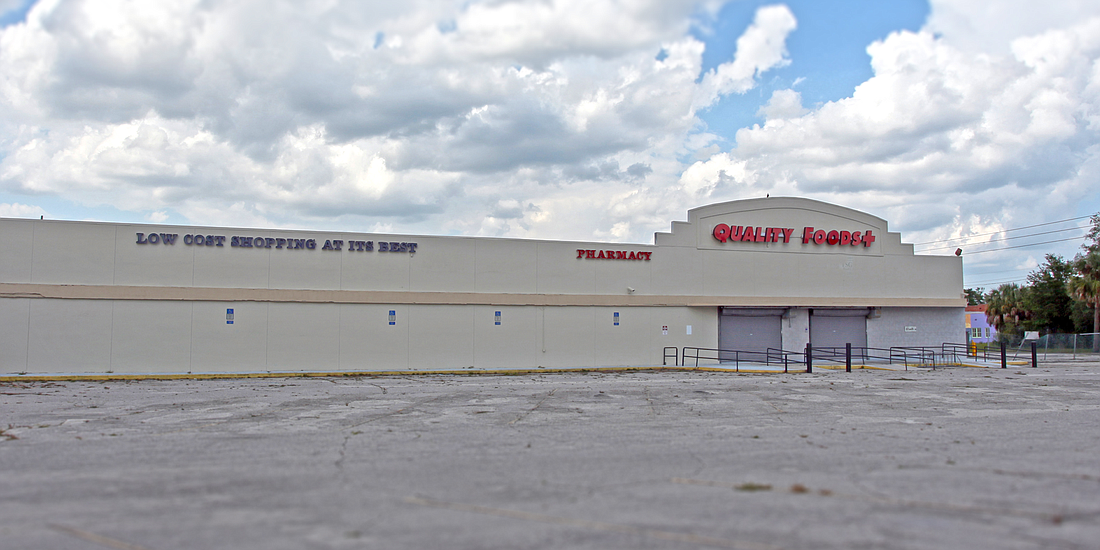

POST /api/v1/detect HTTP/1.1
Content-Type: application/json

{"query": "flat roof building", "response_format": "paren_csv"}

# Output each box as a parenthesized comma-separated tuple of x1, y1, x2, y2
(0, 197, 964, 374)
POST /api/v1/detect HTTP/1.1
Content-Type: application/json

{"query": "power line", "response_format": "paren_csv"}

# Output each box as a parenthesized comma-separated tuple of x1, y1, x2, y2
(958, 235, 1087, 255)
(964, 277, 1027, 287)
(911, 214, 1093, 246)
(965, 281, 1028, 290)
(965, 267, 1031, 277)
(917, 227, 1086, 253)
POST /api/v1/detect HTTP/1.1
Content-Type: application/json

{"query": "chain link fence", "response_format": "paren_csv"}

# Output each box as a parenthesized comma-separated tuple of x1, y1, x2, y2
(1031, 333, 1099, 359)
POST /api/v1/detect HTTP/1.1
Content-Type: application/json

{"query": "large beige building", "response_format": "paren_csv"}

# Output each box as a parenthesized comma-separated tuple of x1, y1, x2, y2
(0, 197, 963, 374)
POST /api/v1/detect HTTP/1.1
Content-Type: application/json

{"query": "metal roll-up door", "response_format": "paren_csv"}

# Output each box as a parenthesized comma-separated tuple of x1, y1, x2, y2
(810, 309, 869, 349)
(718, 308, 784, 361)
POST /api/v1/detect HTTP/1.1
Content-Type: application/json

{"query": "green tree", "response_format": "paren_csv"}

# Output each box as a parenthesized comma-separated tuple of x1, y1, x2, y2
(1022, 254, 1074, 334)
(965, 287, 985, 306)
(1066, 213, 1100, 350)
(985, 283, 1029, 341)
(1084, 213, 1100, 253)
(1067, 251, 1100, 350)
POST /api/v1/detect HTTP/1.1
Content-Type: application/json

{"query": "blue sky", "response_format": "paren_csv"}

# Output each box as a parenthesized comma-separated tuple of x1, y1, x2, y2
(1, 0, 1099, 291)
(696, 0, 929, 139)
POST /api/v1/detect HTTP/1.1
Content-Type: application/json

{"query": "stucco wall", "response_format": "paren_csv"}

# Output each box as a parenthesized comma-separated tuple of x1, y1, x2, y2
(0, 299, 717, 374)
(868, 307, 966, 349)
(0, 196, 963, 305)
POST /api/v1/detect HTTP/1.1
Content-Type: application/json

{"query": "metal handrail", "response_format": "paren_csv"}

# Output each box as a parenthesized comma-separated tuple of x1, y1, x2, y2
(673, 342, 980, 372)
(663, 346, 679, 366)
(680, 347, 795, 372)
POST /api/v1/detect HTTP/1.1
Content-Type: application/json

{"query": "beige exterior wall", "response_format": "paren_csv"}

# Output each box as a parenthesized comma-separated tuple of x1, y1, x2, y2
(0, 298, 716, 374)
(0, 198, 963, 374)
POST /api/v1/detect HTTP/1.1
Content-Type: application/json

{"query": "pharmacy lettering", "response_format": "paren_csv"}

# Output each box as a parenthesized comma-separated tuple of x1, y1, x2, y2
(135, 233, 417, 254)
(576, 249, 652, 261)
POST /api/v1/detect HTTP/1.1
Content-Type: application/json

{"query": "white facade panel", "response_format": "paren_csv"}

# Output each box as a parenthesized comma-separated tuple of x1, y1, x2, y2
(114, 225, 196, 287)
(473, 306, 540, 368)
(110, 300, 193, 372)
(411, 238, 476, 292)
(0, 219, 34, 283)
(408, 305, 476, 370)
(27, 299, 113, 372)
(338, 304, 410, 371)
(31, 221, 116, 285)
(192, 243, 272, 289)
(189, 302, 269, 372)
(267, 303, 341, 371)
(868, 307, 966, 350)
(473, 240, 538, 294)
(0, 297, 30, 371)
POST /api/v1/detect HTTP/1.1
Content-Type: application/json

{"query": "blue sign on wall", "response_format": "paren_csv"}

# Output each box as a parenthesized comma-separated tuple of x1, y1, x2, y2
(389, 310, 396, 325)
(226, 308, 234, 324)
(495, 311, 501, 325)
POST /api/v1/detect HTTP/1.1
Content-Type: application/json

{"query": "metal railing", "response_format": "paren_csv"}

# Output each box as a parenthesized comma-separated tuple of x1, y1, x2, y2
(663, 346, 679, 366)
(678, 344, 963, 371)
(681, 347, 799, 372)
(667, 341, 1042, 372)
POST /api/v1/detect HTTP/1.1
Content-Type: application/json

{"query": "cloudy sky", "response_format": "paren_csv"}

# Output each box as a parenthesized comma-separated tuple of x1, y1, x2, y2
(1, 0, 1099, 290)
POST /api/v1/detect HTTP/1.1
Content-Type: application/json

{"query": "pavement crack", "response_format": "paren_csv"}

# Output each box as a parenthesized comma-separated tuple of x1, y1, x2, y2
(509, 388, 557, 425)
(49, 524, 154, 550)
(643, 386, 657, 416)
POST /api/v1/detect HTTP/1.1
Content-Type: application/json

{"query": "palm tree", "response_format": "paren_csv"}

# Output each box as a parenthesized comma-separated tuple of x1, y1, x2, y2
(1067, 251, 1100, 351)
(985, 283, 1029, 341)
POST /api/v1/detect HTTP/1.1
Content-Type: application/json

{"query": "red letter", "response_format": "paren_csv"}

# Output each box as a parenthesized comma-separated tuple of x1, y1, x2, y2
(839, 231, 851, 245)
(730, 225, 744, 241)
(782, 228, 794, 243)
(643, 252, 652, 260)
(755, 227, 766, 242)
(813, 230, 826, 244)
(826, 230, 840, 245)
(586, 250, 596, 258)
(577, 249, 586, 258)
(712, 224, 730, 243)
(802, 227, 814, 244)
(742, 226, 755, 242)
(863, 230, 876, 247)
(851, 232, 862, 246)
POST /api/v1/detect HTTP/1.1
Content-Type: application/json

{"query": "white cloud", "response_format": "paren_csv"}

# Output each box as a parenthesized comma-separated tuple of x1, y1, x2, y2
(679, 11, 1100, 267)
(0, 0, 1096, 281)
(694, 4, 796, 109)
(0, 201, 45, 218)
(924, 0, 1100, 55)
(757, 88, 807, 120)
(2, 0, 794, 240)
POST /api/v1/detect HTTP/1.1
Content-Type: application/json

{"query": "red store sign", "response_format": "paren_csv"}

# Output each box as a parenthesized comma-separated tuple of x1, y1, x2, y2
(712, 224, 876, 247)
(576, 249, 652, 260)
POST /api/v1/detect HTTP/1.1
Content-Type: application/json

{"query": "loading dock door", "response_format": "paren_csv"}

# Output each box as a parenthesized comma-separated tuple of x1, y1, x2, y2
(718, 308, 784, 361)
(810, 309, 868, 349)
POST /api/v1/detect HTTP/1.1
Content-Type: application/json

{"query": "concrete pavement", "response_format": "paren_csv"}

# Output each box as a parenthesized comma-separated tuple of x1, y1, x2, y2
(2, 364, 1099, 549)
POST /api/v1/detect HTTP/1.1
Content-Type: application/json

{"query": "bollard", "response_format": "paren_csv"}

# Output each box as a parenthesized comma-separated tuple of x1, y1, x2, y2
(805, 343, 812, 373)
(1031, 341, 1038, 368)
(1000, 341, 1007, 369)
(846, 342, 852, 372)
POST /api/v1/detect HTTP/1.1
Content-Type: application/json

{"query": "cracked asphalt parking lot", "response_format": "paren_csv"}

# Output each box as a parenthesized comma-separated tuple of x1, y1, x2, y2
(2, 365, 1099, 549)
